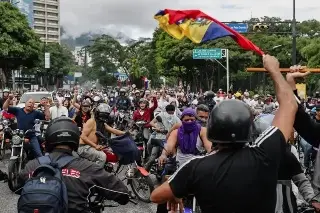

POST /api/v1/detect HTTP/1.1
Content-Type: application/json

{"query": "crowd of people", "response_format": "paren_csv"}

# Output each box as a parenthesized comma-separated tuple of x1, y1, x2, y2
(1, 55, 320, 213)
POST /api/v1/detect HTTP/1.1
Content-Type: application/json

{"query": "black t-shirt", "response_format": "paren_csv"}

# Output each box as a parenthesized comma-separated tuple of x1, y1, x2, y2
(168, 126, 286, 213)
(278, 145, 302, 180)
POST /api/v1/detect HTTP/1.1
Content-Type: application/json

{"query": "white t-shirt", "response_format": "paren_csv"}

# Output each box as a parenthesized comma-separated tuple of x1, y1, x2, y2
(49, 105, 68, 119)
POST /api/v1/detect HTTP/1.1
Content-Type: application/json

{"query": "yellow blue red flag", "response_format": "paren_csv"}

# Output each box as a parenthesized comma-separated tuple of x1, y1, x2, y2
(154, 9, 264, 55)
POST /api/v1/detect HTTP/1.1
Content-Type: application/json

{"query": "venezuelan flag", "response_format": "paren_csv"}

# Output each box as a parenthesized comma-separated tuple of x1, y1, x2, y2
(154, 9, 264, 56)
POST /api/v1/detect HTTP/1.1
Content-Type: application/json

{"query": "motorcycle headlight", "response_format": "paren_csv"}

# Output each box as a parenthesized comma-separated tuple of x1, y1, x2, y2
(2, 120, 9, 126)
(119, 113, 124, 118)
(19, 130, 24, 137)
(12, 135, 21, 145)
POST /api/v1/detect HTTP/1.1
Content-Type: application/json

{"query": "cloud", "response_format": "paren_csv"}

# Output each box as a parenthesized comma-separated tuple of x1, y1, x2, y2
(60, 0, 319, 38)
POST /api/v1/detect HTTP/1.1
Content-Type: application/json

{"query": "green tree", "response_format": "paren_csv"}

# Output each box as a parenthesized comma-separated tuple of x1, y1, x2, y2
(31, 43, 75, 88)
(152, 17, 320, 94)
(0, 2, 41, 87)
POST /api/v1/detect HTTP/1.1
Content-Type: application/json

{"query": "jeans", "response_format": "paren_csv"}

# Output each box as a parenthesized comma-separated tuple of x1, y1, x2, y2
(300, 136, 313, 167)
(77, 145, 106, 167)
(147, 132, 156, 155)
(30, 135, 43, 157)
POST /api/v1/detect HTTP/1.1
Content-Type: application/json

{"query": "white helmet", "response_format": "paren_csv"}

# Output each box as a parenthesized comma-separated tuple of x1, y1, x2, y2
(93, 96, 100, 102)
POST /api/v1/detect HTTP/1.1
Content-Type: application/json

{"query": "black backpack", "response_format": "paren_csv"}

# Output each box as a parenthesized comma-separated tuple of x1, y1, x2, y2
(18, 155, 75, 213)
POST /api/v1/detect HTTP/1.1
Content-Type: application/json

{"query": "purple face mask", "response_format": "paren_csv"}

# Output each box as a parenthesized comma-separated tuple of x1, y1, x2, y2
(178, 120, 201, 154)
(182, 121, 198, 132)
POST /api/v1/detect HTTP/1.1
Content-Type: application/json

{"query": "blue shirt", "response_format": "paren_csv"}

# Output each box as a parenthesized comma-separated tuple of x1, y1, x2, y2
(8, 107, 45, 131)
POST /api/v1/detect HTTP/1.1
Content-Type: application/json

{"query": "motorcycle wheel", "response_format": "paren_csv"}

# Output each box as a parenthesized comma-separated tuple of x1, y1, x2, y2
(8, 159, 21, 192)
(129, 173, 154, 203)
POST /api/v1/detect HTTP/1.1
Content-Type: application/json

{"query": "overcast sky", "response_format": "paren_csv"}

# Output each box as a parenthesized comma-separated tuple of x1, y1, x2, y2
(60, 0, 320, 38)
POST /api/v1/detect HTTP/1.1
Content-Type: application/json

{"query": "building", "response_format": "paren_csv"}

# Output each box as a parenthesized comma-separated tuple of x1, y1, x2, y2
(72, 46, 92, 67)
(32, 0, 60, 43)
(3, 0, 60, 43)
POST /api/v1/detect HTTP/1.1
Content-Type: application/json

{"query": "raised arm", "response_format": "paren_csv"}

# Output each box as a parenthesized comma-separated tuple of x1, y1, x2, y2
(286, 68, 320, 147)
(263, 55, 298, 141)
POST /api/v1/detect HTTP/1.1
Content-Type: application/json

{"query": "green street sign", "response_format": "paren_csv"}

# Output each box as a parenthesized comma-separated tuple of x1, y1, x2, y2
(193, 48, 222, 59)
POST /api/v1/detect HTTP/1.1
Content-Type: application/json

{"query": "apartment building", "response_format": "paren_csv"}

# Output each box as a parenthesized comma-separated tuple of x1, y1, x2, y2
(33, 0, 60, 43)
(72, 46, 92, 67)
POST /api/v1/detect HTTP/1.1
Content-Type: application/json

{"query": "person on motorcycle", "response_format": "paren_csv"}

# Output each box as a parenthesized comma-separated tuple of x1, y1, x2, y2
(73, 100, 92, 129)
(37, 97, 48, 111)
(195, 104, 210, 127)
(158, 108, 212, 167)
(18, 116, 130, 213)
(144, 104, 181, 171)
(3, 94, 50, 157)
(108, 92, 116, 107)
(166, 104, 210, 137)
(116, 88, 132, 111)
(78, 103, 126, 167)
(0, 88, 10, 110)
(2, 100, 15, 120)
(203, 90, 216, 111)
(132, 96, 158, 140)
(49, 99, 68, 119)
(151, 55, 298, 213)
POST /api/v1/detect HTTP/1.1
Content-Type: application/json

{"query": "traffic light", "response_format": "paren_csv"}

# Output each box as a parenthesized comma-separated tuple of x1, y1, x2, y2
(253, 24, 269, 31)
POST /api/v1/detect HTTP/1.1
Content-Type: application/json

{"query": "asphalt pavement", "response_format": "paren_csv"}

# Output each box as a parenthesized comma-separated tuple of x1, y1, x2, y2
(0, 153, 157, 213)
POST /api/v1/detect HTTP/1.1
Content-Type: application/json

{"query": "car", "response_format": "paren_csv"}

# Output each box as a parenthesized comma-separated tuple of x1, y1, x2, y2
(16, 91, 54, 108)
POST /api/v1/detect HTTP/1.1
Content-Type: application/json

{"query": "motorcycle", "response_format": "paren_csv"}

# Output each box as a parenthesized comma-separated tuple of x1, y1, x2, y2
(133, 121, 148, 163)
(149, 138, 178, 182)
(7, 128, 30, 191)
(88, 189, 137, 213)
(150, 139, 202, 213)
(0, 119, 13, 160)
(95, 131, 154, 203)
(34, 119, 50, 151)
(144, 116, 169, 173)
(115, 110, 129, 131)
(8, 121, 42, 192)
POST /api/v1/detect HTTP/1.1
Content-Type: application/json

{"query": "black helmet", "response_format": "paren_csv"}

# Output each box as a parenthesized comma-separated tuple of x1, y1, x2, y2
(45, 117, 80, 152)
(207, 100, 253, 143)
(95, 103, 111, 122)
(204, 91, 215, 99)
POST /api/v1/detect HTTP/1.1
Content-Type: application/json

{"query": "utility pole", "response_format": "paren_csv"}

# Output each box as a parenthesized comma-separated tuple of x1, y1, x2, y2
(292, 0, 297, 65)
(84, 47, 88, 73)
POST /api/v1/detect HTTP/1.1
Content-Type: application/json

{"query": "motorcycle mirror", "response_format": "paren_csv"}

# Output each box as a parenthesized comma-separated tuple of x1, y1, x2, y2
(156, 116, 162, 123)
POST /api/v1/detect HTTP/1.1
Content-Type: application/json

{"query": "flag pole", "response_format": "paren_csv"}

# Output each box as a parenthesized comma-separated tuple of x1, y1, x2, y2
(226, 49, 230, 91)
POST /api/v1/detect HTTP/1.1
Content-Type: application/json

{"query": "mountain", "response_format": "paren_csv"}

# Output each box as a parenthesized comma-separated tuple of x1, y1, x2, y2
(61, 27, 151, 50)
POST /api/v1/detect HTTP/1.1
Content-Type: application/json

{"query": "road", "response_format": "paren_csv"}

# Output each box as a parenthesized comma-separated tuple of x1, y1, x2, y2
(0, 154, 157, 213)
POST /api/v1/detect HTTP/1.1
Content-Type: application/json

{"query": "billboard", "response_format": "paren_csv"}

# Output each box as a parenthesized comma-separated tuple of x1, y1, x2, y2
(12, 0, 34, 28)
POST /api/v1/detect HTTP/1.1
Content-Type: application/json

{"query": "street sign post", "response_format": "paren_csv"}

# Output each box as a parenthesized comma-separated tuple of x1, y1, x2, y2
(225, 23, 248, 33)
(44, 52, 50, 69)
(193, 48, 222, 59)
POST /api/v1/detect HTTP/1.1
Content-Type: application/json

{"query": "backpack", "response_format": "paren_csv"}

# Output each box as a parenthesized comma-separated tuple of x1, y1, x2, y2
(17, 155, 75, 213)
(109, 134, 139, 165)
